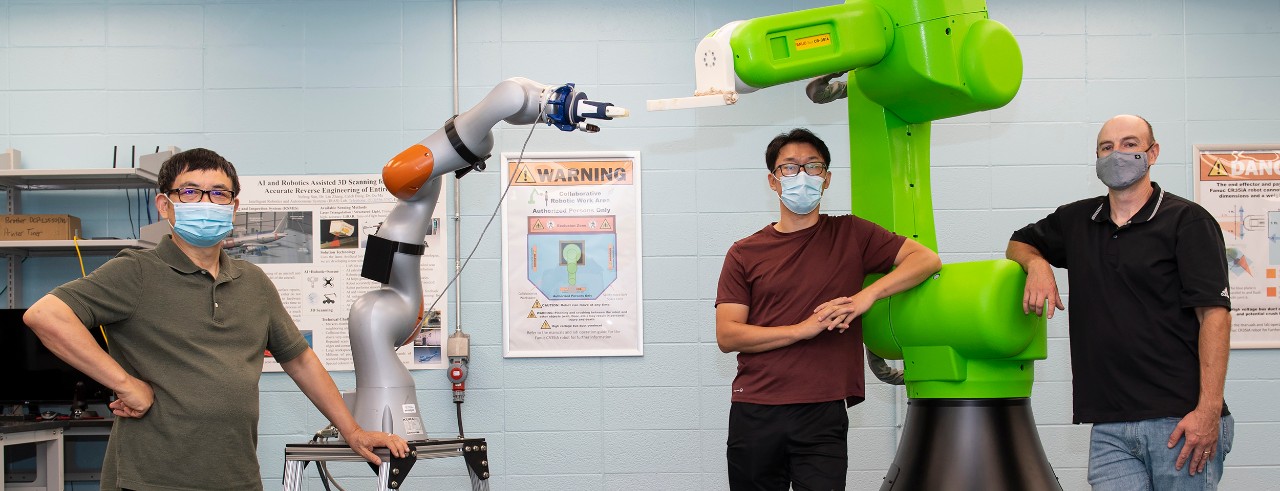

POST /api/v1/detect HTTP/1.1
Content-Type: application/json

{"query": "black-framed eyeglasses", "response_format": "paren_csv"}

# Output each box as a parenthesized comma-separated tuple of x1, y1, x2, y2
(167, 187, 236, 205)
(774, 162, 828, 177)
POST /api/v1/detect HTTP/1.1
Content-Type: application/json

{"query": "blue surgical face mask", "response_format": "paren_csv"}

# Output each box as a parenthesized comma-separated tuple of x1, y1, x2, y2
(166, 197, 234, 248)
(1096, 148, 1151, 190)
(773, 172, 825, 215)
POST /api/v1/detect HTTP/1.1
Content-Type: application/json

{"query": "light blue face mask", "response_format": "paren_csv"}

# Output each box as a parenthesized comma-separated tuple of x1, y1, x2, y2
(773, 172, 825, 215)
(166, 197, 234, 248)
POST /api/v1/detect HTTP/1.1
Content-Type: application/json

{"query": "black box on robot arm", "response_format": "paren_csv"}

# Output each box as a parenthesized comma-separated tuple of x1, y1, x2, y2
(360, 235, 426, 285)
(0, 309, 113, 416)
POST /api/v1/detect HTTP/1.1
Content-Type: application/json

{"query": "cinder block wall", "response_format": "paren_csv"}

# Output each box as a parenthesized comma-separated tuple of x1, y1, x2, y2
(3, 1, 1277, 489)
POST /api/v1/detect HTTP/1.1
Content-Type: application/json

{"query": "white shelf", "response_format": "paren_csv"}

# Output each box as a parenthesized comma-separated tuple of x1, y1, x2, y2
(0, 167, 158, 190)
(0, 239, 155, 258)
(2, 148, 176, 308)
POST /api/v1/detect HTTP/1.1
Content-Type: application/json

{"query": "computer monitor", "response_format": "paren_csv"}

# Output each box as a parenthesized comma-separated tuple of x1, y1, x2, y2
(0, 309, 113, 406)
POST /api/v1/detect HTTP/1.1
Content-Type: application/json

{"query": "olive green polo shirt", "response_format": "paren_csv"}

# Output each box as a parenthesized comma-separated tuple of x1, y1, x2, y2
(53, 234, 309, 491)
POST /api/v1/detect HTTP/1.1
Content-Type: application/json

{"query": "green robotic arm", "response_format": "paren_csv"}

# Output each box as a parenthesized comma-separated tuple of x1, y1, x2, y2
(650, 0, 1046, 399)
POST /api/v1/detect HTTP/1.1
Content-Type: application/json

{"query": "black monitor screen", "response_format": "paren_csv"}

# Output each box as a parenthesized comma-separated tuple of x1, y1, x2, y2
(0, 309, 114, 404)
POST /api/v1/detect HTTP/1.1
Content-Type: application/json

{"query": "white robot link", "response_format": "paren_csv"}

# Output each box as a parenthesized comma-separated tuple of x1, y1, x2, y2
(345, 77, 627, 439)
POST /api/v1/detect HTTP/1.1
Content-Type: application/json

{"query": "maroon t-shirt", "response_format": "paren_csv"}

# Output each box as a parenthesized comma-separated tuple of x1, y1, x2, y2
(716, 214, 906, 406)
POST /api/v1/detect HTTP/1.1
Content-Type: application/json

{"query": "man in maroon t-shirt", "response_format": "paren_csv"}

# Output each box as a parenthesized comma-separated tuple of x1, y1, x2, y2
(716, 128, 940, 490)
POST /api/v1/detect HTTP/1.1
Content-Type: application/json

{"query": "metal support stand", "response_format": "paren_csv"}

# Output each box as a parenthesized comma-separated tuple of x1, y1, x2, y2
(282, 438, 489, 491)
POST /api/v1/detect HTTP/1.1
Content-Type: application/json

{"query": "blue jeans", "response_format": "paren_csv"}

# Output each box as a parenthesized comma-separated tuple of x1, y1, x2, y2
(1088, 414, 1235, 490)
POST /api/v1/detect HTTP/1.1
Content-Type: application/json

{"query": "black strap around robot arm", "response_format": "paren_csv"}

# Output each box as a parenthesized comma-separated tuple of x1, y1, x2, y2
(445, 116, 490, 179)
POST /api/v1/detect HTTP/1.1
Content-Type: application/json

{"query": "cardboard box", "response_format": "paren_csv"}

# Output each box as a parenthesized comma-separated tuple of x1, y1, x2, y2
(1, 214, 83, 241)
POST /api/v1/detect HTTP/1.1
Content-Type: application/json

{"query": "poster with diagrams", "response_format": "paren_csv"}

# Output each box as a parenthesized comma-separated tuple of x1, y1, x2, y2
(1194, 145, 1280, 348)
(235, 174, 449, 370)
(500, 152, 643, 357)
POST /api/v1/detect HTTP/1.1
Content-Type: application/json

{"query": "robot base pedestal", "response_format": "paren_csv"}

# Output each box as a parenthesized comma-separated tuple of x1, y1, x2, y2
(282, 438, 490, 491)
(881, 398, 1061, 491)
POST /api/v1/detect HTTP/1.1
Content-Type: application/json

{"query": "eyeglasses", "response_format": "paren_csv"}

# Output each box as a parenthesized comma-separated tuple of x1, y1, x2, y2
(773, 162, 828, 177)
(167, 187, 236, 205)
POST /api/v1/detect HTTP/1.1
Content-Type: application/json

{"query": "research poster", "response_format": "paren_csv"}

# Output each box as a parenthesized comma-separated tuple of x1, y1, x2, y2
(1193, 145, 1280, 349)
(234, 174, 450, 370)
(500, 152, 643, 357)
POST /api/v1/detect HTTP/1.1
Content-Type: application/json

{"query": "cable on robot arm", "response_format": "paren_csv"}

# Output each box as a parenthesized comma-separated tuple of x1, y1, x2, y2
(806, 71, 849, 104)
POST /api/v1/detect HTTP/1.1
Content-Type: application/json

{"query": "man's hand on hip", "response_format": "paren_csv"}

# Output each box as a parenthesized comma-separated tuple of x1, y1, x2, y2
(109, 377, 154, 418)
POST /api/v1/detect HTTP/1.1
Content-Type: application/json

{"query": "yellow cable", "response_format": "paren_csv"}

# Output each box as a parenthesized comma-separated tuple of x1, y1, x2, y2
(73, 235, 88, 276)
(72, 235, 109, 348)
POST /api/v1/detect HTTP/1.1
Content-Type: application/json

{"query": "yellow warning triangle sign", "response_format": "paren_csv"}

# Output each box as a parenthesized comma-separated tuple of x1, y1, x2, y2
(1208, 160, 1229, 177)
(540, 320, 551, 329)
(601, 220, 612, 230)
(515, 168, 535, 184)
(531, 299, 542, 309)
(533, 220, 545, 230)
(527, 310, 537, 318)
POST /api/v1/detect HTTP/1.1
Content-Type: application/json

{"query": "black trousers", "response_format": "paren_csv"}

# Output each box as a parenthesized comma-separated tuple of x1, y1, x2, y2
(727, 400, 849, 491)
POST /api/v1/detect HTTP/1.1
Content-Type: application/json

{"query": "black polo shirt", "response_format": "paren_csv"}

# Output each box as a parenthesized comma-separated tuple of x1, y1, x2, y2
(1011, 182, 1231, 424)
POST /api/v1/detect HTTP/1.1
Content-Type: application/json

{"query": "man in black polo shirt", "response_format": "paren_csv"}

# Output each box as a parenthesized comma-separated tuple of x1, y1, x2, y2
(1007, 114, 1234, 490)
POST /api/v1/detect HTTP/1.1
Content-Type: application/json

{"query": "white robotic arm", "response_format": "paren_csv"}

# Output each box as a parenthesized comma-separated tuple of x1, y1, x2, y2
(347, 78, 626, 439)
(383, 77, 625, 203)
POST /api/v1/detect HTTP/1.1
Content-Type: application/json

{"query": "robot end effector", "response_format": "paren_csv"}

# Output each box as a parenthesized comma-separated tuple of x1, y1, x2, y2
(541, 82, 630, 134)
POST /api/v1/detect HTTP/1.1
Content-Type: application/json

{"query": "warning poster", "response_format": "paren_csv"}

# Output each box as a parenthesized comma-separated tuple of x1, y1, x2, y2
(1193, 145, 1280, 349)
(499, 152, 643, 357)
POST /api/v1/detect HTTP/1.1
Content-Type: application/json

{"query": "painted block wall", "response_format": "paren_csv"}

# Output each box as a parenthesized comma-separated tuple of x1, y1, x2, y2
(3, 1, 1279, 489)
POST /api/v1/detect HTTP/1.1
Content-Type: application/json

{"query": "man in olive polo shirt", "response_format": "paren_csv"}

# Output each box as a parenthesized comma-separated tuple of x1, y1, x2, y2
(24, 148, 408, 491)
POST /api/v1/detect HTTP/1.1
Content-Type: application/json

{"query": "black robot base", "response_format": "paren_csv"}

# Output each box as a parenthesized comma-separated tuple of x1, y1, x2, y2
(881, 398, 1062, 491)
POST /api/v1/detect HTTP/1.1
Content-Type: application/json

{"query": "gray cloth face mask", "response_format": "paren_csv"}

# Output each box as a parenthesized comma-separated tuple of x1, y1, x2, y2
(1096, 150, 1150, 190)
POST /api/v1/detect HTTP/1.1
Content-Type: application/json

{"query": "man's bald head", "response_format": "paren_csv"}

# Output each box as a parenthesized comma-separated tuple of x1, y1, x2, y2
(1115, 114, 1153, 139)
(1097, 114, 1157, 156)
